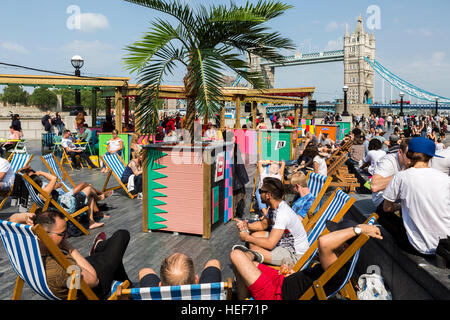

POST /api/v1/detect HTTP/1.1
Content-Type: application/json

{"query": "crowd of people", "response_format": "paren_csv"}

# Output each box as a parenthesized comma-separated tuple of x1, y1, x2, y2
(2, 109, 449, 301)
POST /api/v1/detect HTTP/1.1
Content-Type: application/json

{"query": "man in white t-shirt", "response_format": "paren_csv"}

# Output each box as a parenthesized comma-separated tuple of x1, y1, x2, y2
(383, 137, 450, 255)
(232, 177, 309, 266)
(360, 139, 386, 175)
(0, 157, 15, 191)
(61, 130, 98, 170)
(431, 148, 450, 176)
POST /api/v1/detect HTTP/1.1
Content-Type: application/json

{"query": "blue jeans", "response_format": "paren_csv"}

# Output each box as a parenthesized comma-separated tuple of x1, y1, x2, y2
(254, 187, 267, 213)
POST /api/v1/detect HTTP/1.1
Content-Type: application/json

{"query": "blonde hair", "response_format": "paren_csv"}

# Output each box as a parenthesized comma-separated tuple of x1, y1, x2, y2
(289, 171, 308, 188)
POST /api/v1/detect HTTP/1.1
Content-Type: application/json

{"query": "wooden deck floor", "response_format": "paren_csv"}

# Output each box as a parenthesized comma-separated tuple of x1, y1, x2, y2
(0, 141, 260, 300)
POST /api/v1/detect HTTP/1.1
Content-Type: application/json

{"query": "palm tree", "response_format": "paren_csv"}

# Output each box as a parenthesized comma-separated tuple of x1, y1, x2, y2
(123, 0, 295, 143)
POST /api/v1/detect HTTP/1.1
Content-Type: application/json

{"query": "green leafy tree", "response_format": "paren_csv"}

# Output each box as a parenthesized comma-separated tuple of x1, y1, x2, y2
(123, 0, 294, 141)
(2, 84, 28, 105)
(29, 87, 58, 107)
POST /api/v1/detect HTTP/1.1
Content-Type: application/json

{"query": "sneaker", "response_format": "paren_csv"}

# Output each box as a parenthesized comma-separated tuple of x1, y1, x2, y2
(137, 193, 143, 200)
(90, 232, 106, 256)
(232, 245, 264, 263)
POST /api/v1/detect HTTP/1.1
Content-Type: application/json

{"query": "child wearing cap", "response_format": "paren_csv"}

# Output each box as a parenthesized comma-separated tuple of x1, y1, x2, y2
(383, 137, 450, 256)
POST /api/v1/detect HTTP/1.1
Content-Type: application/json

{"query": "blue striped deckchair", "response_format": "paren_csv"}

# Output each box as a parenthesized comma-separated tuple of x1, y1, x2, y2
(109, 278, 233, 300)
(19, 172, 89, 236)
(0, 153, 34, 210)
(304, 172, 332, 228)
(290, 188, 355, 273)
(101, 153, 136, 199)
(0, 220, 129, 300)
(40, 153, 75, 192)
(299, 213, 379, 300)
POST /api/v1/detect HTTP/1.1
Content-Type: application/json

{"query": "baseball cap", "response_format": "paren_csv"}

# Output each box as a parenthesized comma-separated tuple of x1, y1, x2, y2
(408, 137, 444, 158)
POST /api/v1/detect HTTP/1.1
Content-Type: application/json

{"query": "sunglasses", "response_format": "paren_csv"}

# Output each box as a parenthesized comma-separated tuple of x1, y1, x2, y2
(258, 189, 269, 195)
(48, 230, 67, 237)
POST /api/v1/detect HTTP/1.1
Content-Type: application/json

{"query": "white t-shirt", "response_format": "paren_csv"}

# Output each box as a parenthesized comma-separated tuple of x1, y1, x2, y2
(259, 172, 282, 188)
(0, 158, 15, 189)
(61, 138, 76, 150)
(371, 152, 402, 207)
(269, 200, 309, 256)
(383, 167, 450, 255)
(313, 155, 327, 177)
(363, 150, 387, 175)
(431, 148, 450, 176)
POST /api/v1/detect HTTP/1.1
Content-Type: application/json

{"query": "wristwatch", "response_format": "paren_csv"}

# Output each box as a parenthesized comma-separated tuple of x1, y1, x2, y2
(353, 225, 362, 236)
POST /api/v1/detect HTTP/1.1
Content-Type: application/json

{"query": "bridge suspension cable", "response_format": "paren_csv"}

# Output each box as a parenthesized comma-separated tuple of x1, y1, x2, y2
(364, 57, 450, 103)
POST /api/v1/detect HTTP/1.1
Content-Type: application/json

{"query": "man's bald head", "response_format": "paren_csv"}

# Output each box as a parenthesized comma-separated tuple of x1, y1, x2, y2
(160, 253, 196, 286)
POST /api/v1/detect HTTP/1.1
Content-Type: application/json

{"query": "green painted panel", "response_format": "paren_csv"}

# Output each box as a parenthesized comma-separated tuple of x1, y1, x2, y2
(261, 131, 292, 161)
(98, 133, 131, 164)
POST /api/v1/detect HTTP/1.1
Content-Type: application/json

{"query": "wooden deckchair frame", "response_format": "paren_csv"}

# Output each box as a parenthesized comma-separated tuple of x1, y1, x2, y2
(40, 153, 76, 192)
(302, 172, 333, 227)
(61, 147, 89, 171)
(114, 277, 233, 300)
(303, 187, 355, 233)
(269, 188, 354, 273)
(299, 213, 379, 300)
(0, 153, 34, 210)
(10, 223, 130, 300)
(21, 173, 90, 236)
(100, 154, 137, 199)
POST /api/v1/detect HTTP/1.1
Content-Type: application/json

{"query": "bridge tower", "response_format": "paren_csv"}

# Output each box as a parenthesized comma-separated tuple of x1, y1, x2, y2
(344, 16, 375, 106)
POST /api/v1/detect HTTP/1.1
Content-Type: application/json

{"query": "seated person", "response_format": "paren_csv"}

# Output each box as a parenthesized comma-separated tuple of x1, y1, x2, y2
(8, 210, 131, 300)
(21, 166, 107, 230)
(138, 252, 221, 287)
(121, 150, 143, 197)
(233, 177, 309, 267)
(347, 135, 365, 166)
(101, 129, 124, 173)
(129, 133, 143, 160)
(288, 171, 316, 221)
(2, 126, 21, 155)
(203, 123, 216, 140)
(61, 130, 98, 170)
(255, 160, 285, 217)
(0, 156, 15, 191)
(230, 218, 383, 300)
(163, 128, 178, 143)
(313, 145, 330, 177)
(383, 137, 450, 256)
(79, 124, 92, 144)
(360, 139, 386, 175)
(319, 133, 334, 147)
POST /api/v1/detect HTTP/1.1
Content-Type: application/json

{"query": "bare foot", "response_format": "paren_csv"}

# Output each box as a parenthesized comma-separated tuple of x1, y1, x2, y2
(89, 222, 104, 230)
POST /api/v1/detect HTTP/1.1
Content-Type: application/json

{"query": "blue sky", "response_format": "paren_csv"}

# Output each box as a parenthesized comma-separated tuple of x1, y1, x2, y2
(1, 0, 449, 103)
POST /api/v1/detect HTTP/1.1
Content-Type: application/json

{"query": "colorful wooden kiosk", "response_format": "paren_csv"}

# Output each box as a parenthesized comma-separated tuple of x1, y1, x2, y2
(98, 133, 133, 165)
(142, 142, 234, 239)
(258, 129, 297, 161)
(314, 124, 340, 143)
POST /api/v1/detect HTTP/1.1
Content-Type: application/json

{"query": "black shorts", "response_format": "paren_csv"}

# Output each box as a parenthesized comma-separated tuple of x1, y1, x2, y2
(139, 266, 221, 288)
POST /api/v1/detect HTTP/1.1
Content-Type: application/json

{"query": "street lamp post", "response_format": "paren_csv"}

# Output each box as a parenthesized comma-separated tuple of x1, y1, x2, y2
(435, 97, 439, 117)
(71, 55, 84, 106)
(399, 92, 405, 117)
(342, 85, 349, 116)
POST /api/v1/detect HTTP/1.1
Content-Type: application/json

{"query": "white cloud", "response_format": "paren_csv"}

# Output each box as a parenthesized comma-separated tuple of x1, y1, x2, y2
(0, 41, 28, 54)
(325, 37, 344, 51)
(326, 21, 339, 32)
(78, 13, 110, 32)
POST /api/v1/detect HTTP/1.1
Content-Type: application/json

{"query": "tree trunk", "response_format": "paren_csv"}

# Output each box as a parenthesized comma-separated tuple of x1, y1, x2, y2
(184, 71, 197, 145)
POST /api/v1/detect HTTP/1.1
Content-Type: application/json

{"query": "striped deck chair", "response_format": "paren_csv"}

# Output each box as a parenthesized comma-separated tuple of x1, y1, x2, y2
(110, 278, 233, 300)
(0, 220, 130, 300)
(101, 153, 136, 199)
(40, 153, 75, 192)
(0, 153, 34, 210)
(303, 172, 332, 227)
(299, 213, 379, 300)
(290, 188, 355, 273)
(19, 172, 89, 236)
